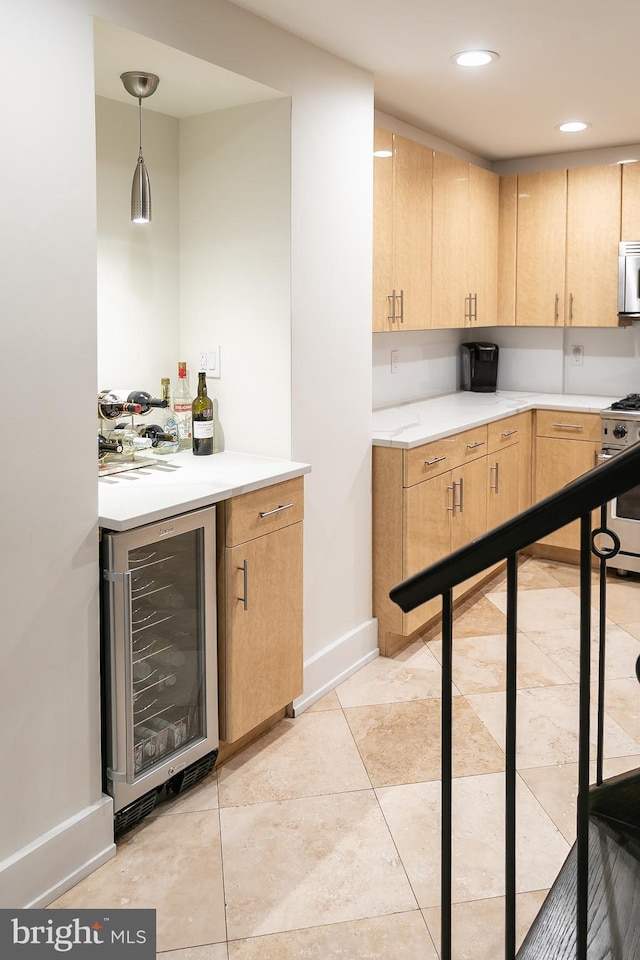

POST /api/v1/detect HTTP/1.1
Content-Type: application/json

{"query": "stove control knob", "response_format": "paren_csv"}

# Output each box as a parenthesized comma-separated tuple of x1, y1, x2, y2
(613, 424, 628, 439)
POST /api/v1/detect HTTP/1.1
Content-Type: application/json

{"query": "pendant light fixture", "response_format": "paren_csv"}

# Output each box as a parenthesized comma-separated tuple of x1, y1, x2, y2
(120, 71, 160, 224)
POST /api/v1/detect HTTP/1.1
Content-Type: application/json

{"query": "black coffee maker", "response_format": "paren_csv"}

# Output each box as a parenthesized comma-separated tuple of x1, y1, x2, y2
(460, 342, 499, 393)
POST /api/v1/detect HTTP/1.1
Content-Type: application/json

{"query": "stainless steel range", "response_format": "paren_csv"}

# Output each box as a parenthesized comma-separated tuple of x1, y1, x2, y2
(601, 394, 640, 575)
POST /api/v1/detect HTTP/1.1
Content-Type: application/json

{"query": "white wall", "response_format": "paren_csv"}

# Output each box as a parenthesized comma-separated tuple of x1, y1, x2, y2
(0, 0, 374, 906)
(373, 324, 640, 409)
(179, 98, 292, 458)
(96, 97, 180, 390)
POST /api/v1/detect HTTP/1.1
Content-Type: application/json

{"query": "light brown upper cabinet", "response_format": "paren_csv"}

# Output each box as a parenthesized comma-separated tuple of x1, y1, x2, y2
(502, 165, 621, 327)
(565, 165, 621, 327)
(431, 152, 499, 328)
(514, 169, 567, 326)
(373, 129, 432, 331)
(621, 161, 640, 240)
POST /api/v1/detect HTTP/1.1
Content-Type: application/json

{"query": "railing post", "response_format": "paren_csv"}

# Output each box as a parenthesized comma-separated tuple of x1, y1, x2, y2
(505, 553, 518, 960)
(577, 514, 592, 960)
(441, 588, 453, 960)
(596, 503, 608, 786)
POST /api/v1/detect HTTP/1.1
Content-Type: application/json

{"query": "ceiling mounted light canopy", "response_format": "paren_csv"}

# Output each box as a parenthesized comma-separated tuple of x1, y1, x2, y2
(451, 50, 499, 67)
(557, 120, 591, 133)
(120, 71, 159, 223)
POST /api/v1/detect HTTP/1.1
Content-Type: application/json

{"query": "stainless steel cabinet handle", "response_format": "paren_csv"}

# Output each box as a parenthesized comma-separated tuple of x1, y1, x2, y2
(466, 440, 485, 449)
(237, 560, 249, 611)
(569, 293, 574, 322)
(490, 462, 499, 492)
(554, 293, 559, 323)
(453, 478, 463, 512)
(501, 429, 518, 437)
(446, 483, 455, 514)
(398, 289, 404, 324)
(259, 502, 294, 519)
(425, 456, 447, 466)
(388, 290, 397, 323)
(464, 294, 471, 323)
(473, 292, 478, 322)
(552, 422, 583, 430)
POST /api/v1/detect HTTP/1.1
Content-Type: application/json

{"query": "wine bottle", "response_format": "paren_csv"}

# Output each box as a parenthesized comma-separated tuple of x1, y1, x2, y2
(192, 371, 214, 456)
(137, 424, 178, 447)
(98, 434, 123, 461)
(154, 378, 180, 455)
(173, 362, 192, 451)
(125, 390, 168, 415)
(102, 427, 153, 455)
(98, 391, 142, 420)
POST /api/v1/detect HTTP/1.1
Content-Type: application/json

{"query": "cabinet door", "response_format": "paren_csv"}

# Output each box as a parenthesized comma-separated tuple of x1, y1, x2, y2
(221, 522, 303, 742)
(498, 175, 517, 326)
(393, 134, 432, 329)
(565, 165, 621, 327)
(516, 170, 567, 326)
(469, 164, 499, 326)
(373, 130, 432, 331)
(622, 161, 640, 240)
(432, 151, 470, 328)
(403, 472, 453, 633)
(534, 437, 599, 550)
(487, 443, 521, 531)
(451, 456, 487, 552)
(373, 128, 395, 331)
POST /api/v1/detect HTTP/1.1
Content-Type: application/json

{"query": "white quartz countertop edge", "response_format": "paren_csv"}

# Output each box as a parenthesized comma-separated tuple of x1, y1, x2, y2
(372, 391, 619, 449)
(98, 449, 311, 531)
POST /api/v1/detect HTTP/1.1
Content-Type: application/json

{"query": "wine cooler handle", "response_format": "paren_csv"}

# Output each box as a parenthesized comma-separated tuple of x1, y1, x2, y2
(238, 560, 249, 611)
(122, 569, 136, 785)
(103, 568, 134, 785)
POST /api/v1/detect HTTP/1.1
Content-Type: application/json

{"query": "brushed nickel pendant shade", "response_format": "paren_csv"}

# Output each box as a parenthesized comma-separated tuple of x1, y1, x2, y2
(120, 72, 159, 224)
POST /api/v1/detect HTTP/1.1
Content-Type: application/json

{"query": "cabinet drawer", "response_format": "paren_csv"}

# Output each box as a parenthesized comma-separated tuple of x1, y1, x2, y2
(403, 425, 488, 487)
(535, 410, 600, 442)
(224, 477, 304, 546)
(488, 412, 529, 453)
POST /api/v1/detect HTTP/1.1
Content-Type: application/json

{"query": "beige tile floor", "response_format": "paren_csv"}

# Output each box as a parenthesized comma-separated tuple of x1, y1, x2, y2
(51, 558, 640, 959)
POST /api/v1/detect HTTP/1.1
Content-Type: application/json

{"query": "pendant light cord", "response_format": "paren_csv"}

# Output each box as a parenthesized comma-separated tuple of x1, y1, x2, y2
(138, 97, 143, 159)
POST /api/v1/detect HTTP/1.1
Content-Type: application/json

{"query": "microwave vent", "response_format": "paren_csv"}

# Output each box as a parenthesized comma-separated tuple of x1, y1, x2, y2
(619, 241, 640, 256)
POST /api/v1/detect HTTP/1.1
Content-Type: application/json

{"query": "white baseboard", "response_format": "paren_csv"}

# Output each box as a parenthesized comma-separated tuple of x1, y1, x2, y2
(293, 617, 379, 714)
(0, 796, 115, 908)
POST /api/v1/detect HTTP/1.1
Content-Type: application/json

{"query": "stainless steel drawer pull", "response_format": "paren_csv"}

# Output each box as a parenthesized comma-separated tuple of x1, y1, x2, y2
(501, 429, 518, 437)
(446, 483, 455, 513)
(552, 422, 583, 430)
(466, 440, 485, 449)
(259, 502, 294, 519)
(425, 456, 446, 466)
(237, 560, 249, 611)
(490, 462, 499, 492)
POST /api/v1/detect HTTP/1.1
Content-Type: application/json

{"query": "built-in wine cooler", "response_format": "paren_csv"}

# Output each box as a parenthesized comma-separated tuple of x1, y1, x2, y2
(100, 505, 218, 836)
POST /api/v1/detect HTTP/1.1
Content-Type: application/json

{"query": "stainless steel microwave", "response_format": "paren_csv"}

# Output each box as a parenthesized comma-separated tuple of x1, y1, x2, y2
(618, 241, 640, 319)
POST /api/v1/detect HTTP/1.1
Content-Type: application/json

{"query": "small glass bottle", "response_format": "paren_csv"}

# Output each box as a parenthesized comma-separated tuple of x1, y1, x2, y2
(150, 378, 179, 455)
(172, 362, 192, 451)
(192, 371, 214, 456)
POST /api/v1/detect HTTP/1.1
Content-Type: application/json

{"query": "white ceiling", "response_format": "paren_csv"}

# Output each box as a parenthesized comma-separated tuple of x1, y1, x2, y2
(94, 19, 285, 119)
(226, 0, 640, 162)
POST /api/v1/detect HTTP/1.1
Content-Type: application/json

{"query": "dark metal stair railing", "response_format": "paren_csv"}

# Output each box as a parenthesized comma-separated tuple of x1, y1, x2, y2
(390, 441, 638, 960)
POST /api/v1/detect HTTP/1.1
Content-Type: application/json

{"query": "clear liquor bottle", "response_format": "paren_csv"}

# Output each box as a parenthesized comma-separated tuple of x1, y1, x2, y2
(173, 363, 192, 451)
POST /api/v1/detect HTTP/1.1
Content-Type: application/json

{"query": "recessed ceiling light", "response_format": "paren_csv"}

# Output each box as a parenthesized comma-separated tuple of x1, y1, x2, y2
(557, 121, 592, 133)
(451, 50, 499, 67)
(373, 149, 393, 158)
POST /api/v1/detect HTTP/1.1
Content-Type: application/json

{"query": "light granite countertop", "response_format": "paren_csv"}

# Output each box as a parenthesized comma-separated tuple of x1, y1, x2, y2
(98, 449, 311, 531)
(372, 390, 619, 449)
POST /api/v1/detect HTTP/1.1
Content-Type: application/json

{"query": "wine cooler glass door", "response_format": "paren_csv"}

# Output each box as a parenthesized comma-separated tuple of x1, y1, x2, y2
(103, 506, 217, 808)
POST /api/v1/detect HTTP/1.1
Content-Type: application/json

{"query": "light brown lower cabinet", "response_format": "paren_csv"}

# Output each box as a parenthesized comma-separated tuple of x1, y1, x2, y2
(373, 412, 533, 657)
(217, 477, 304, 742)
(533, 411, 601, 554)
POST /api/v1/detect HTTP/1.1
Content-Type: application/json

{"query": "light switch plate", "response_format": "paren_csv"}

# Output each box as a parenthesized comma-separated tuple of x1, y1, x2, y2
(207, 346, 221, 378)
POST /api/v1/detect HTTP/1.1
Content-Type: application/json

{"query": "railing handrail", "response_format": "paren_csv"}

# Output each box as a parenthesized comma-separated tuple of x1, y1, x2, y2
(391, 439, 640, 613)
